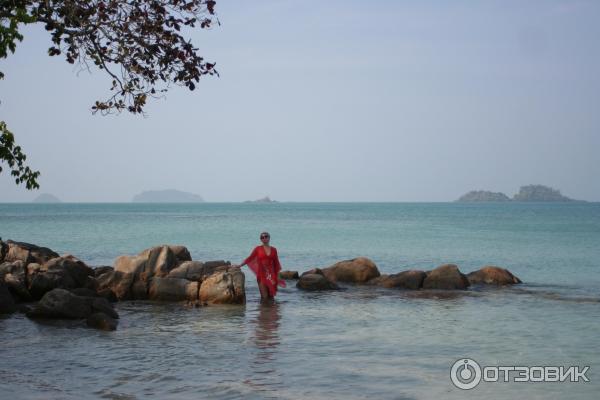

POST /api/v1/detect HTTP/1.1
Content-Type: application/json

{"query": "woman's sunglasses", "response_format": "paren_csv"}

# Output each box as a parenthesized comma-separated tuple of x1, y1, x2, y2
(260, 235, 270, 239)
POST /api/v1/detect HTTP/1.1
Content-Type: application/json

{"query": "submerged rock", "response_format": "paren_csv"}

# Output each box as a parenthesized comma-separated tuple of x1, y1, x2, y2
(296, 273, 340, 291)
(467, 266, 522, 285)
(369, 270, 427, 290)
(422, 264, 470, 290)
(0, 281, 17, 314)
(321, 257, 380, 283)
(86, 312, 118, 331)
(279, 270, 299, 280)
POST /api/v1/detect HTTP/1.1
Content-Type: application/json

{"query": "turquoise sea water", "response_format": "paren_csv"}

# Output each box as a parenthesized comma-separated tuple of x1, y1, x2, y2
(1, 202, 599, 399)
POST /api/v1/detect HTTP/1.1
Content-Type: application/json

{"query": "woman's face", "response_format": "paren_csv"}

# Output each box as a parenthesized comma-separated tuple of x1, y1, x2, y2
(260, 233, 270, 244)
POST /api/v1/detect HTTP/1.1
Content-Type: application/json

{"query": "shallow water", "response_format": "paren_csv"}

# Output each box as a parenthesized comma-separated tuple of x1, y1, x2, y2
(1, 202, 599, 399)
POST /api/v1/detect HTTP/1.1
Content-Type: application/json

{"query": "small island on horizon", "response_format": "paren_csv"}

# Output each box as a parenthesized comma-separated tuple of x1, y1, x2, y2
(457, 184, 582, 202)
(32, 193, 61, 203)
(244, 196, 277, 203)
(132, 189, 204, 203)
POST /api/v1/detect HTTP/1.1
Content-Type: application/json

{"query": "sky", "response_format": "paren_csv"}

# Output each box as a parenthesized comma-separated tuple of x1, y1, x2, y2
(1, 0, 599, 202)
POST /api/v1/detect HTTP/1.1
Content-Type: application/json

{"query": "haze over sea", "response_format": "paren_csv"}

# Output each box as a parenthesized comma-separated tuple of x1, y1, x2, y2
(1, 202, 599, 399)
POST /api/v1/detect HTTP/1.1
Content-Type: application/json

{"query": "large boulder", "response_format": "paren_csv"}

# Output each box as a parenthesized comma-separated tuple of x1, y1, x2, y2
(1, 240, 59, 265)
(199, 270, 245, 305)
(0, 260, 31, 300)
(321, 257, 380, 283)
(296, 273, 340, 291)
(0, 281, 17, 314)
(26, 288, 119, 321)
(94, 266, 113, 277)
(422, 264, 470, 290)
(467, 266, 522, 285)
(96, 270, 136, 301)
(115, 245, 185, 282)
(369, 270, 427, 290)
(27, 255, 96, 300)
(148, 277, 199, 302)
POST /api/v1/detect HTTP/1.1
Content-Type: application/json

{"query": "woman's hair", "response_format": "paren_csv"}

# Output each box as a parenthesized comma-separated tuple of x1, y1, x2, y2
(260, 231, 270, 238)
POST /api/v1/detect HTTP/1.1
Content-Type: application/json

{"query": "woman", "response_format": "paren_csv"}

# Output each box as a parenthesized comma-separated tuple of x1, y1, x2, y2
(239, 232, 286, 303)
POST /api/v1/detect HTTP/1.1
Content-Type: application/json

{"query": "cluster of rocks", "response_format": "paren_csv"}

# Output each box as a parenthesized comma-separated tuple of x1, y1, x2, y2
(282, 257, 521, 291)
(1, 239, 245, 331)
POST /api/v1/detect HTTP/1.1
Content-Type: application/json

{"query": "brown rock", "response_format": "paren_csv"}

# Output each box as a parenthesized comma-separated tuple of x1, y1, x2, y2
(27, 288, 93, 319)
(279, 270, 299, 280)
(148, 277, 199, 302)
(467, 266, 522, 285)
(2, 240, 59, 265)
(422, 264, 470, 290)
(301, 268, 325, 277)
(199, 270, 245, 305)
(0, 260, 31, 300)
(94, 266, 113, 277)
(0, 281, 17, 314)
(296, 273, 340, 291)
(28, 255, 96, 300)
(96, 271, 135, 301)
(371, 270, 427, 289)
(321, 257, 380, 283)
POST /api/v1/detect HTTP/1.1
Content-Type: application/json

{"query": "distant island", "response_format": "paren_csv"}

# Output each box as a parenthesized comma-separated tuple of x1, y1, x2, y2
(457, 185, 581, 202)
(244, 196, 277, 203)
(132, 189, 204, 203)
(32, 193, 61, 203)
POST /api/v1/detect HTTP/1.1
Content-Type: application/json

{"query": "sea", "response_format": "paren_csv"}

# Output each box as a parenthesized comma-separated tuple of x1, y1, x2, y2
(1, 202, 599, 399)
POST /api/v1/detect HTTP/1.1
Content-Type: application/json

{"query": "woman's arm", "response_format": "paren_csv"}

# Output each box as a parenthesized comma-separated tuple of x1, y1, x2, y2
(240, 246, 258, 267)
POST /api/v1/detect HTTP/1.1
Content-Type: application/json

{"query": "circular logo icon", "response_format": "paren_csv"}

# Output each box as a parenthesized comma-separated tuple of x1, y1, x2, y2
(450, 358, 482, 390)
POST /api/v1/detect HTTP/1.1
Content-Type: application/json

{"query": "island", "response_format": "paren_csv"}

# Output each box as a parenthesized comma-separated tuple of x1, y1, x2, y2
(32, 193, 61, 203)
(457, 185, 581, 202)
(244, 196, 277, 203)
(132, 189, 204, 203)
(457, 190, 511, 202)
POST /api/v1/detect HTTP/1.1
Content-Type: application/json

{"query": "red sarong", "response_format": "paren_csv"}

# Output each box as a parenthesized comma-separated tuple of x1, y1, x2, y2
(243, 245, 286, 296)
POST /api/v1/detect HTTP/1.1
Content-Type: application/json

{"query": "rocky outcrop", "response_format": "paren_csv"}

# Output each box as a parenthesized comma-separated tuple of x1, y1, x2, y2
(296, 273, 340, 291)
(279, 270, 299, 280)
(148, 277, 199, 302)
(0, 240, 59, 265)
(0, 260, 30, 300)
(369, 270, 427, 290)
(28, 255, 96, 300)
(321, 257, 380, 283)
(422, 264, 470, 290)
(467, 266, 522, 285)
(26, 288, 118, 322)
(199, 269, 245, 305)
(457, 190, 511, 202)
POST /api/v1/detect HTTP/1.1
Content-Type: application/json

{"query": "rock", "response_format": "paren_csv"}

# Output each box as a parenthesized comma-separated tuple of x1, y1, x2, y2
(422, 264, 470, 290)
(296, 273, 340, 291)
(91, 297, 119, 319)
(27, 288, 93, 319)
(96, 271, 135, 301)
(97, 288, 118, 303)
(86, 312, 118, 331)
(370, 270, 427, 290)
(0, 260, 31, 301)
(0, 281, 17, 314)
(168, 245, 192, 263)
(27, 255, 96, 300)
(148, 277, 199, 302)
(301, 268, 325, 277)
(321, 257, 380, 283)
(279, 270, 299, 280)
(167, 261, 205, 280)
(115, 245, 182, 282)
(70, 288, 98, 297)
(1, 240, 59, 265)
(199, 270, 245, 305)
(94, 266, 113, 277)
(467, 266, 522, 285)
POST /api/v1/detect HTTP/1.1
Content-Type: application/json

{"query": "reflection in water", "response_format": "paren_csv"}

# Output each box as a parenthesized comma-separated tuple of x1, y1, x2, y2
(244, 302, 283, 395)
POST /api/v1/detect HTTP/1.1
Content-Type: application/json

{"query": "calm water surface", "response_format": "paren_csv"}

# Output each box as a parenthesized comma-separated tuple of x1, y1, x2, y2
(1, 203, 599, 399)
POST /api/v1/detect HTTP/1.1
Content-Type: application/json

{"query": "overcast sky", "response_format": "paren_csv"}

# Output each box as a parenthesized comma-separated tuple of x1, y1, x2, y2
(1, 0, 599, 202)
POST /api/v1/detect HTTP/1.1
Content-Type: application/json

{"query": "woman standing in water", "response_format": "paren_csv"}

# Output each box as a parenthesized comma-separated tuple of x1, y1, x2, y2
(239, 232, 286, 303)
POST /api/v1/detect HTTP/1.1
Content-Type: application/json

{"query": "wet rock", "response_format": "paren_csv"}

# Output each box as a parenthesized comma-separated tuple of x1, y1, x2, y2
(91, 297, 119, 319)
(199, 270, 245, 305)
(422, 264, 470, 290)
(70, 288, 98, 298)
(97, 288, 118, 303)
(167, 261, 206, 280)
(369, 270, 427, 290)
(296, 273, 340, 291)
(27, 255, 96, 300)
(279, 270, 299, 280)
(27, 288, 93, 319)
(94, 266, 113, 277)
(0, 260, 31, 301)
(467, 266, 522, 285)
(96, 271, 135, 301)
(0, 281, 17, 314)
(321, 257, 380, 283)
(300, 268, 325, 277)
(86, 312, 118, 331)
(1, 240, 59, 265)
(148, 277, 199, 302)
